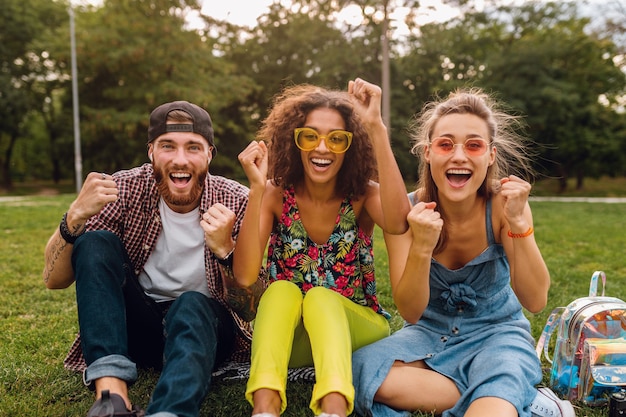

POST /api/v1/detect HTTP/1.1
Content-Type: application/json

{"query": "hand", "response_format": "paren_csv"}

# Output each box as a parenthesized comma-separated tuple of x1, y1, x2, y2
(348, 78, 384, 128)
(499, 175, 531, 225)
(407, 202, 443, 255)
(238, 141, 268, 190)
(67, 172, 119, 228)
(201, 203, 237, 258)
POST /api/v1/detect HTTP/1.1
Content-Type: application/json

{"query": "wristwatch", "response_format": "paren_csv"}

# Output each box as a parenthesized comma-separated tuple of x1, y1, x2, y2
(59, 212, 85, 244)
(216, 247, 234, 268)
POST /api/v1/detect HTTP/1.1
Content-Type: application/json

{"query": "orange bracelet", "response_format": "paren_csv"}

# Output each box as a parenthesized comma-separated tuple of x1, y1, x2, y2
(508, 227, 534, 238)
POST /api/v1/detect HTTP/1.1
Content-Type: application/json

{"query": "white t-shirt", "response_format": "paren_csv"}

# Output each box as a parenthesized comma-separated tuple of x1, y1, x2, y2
(138, 198, 209, 302)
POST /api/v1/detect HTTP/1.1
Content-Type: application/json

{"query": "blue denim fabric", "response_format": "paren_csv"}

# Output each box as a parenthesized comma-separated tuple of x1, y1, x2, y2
(351, 199, 542, 417)
(73, 231, 142, 380)
(83, 355, 137, 387)
(146, 291, 234, 417)
(355, 390, 560, 417)
(72, 231, 235, 417)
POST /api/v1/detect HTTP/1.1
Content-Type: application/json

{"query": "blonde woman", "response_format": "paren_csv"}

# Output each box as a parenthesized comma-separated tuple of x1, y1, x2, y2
(351, 89, 575, 417)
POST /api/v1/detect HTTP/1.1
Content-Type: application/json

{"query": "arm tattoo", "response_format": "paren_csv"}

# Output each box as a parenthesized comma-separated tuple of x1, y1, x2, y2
(43, 236, 68, 284)
(221, 265, 267, 322)
(70, 222, 84, 234)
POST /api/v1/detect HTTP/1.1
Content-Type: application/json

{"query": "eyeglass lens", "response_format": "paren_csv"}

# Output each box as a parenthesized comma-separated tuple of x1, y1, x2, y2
(294, 128, 352, 153)
(430, 137, 489, 156)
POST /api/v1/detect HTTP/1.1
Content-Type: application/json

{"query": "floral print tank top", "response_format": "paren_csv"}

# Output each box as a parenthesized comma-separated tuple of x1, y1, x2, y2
(266, 186, 390, 319)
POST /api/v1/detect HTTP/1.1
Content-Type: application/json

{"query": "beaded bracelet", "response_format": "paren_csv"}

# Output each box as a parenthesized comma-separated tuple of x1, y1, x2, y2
(59, 212, 85, 244)
(507, 227, 534, 238)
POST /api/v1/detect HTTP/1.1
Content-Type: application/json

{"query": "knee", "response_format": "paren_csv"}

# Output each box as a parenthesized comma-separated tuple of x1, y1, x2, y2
(178, 290, 208, 302)
(73, 230, 123, 260)
(268, 279, 300, 293)
(72, 230, 125, 272)
(302, 286, 337, 313)
(167, 292, 234, 348)
(303, 285, 332, 301)
(263, 279, 302, 301)
(75, 230, 120, 248)
(171, 291, 213, 318)
(255, 281, 303, 323)
(167, 292, 220, 333)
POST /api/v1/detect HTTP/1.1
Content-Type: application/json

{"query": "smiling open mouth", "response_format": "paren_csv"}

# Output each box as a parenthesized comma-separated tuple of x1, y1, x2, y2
(311, 158, 332, 168)
(446, 169, 472, 186)
(170, 172, 191, 186)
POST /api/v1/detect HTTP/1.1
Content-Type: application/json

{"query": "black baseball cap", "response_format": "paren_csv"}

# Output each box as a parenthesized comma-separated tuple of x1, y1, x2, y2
(148, 101, 216, 156)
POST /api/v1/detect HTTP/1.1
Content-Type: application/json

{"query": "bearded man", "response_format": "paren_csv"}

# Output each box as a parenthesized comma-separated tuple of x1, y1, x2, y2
(43, 101, 253, 417)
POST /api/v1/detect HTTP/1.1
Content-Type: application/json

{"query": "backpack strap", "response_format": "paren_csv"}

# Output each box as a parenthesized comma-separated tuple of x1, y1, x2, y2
(535, 306, 565, 363)
(588, 270, 606, 297)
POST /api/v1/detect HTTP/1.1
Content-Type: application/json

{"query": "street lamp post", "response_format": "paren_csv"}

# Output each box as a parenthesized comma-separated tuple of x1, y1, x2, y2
(69, 5, 83, 193)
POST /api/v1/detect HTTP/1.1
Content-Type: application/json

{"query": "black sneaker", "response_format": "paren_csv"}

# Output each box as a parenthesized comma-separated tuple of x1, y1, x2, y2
(86, 390, 145, 417)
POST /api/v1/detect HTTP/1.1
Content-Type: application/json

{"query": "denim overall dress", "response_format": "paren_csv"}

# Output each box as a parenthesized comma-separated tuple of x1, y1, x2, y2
(352, 199, 542, 417)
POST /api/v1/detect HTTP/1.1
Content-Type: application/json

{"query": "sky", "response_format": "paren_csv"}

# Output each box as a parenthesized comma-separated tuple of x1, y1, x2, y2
(77, 0, 467, 40)
(199, 0, 462, 30)
(197, 0, 620, 49)
(200, 1, 275, 27)
(80, 0, 613, 39)
(80, 0, 611, 29)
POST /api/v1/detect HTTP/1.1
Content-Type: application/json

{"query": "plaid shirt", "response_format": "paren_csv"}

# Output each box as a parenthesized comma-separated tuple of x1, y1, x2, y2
(64, 163, 252, 372)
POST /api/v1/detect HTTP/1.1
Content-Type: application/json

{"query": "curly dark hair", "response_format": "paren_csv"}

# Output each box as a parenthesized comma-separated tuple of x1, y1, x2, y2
(257, 84, 377, 198)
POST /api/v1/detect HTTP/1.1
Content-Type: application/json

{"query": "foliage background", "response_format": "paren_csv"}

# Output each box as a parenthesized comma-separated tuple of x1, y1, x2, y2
(1, 0, 625, 192)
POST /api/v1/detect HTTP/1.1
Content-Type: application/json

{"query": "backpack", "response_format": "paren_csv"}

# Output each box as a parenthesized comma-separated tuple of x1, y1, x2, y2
(536, 271, 626, 406)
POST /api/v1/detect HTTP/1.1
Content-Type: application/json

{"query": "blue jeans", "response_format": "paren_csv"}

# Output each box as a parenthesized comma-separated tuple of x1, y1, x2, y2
(72, 230, 235, 417)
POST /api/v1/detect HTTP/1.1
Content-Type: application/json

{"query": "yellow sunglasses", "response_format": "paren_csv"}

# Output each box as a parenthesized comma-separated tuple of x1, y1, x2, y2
(294, 127, 353, 154)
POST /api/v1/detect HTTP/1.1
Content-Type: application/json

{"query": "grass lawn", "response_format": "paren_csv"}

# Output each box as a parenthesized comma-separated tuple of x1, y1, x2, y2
(1, 192, 625, 416)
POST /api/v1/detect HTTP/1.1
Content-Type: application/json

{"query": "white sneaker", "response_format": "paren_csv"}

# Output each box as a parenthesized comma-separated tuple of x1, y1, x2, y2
(530, 387, 576, 417)
(252, 414, 278, 417)
(316, 414, 341, 417)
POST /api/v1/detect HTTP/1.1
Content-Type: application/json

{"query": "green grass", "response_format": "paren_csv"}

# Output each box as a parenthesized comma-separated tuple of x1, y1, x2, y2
(2, 175, 626, 198)
(531, 176, 626, 197)
(1, 193, 625, 416)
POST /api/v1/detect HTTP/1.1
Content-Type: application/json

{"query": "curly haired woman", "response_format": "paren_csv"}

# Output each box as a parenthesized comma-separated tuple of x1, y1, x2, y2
(233, 78, 410, 417)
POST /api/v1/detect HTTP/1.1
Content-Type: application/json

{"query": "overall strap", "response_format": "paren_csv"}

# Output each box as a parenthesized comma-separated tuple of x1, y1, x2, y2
(408, 191, 417, 206)
(485, 199, 495, 244)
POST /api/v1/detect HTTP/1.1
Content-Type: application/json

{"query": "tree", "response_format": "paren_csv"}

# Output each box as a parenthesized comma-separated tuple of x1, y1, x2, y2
(0, 0, 68, 189)
(216, 2, 380, 133)
(392, 1, 626, 190)
(4, 0, 625, 189)
(215, 0, 423, 180)
(44, 0, 256, 178)
(481, 2, 626, 190)
(392, 11, 506, 180)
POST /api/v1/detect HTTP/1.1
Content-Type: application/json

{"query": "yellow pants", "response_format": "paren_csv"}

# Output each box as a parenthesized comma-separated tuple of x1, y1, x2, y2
(245, 280, 390, 415)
